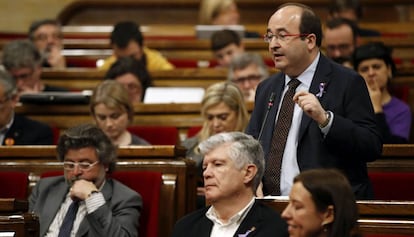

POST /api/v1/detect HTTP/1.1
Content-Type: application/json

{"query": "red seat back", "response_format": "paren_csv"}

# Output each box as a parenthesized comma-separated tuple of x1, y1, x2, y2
(369, 172, 414, 200)
(0, 171, 28, 199)
(111, 171, 162, 237)
(186, 126, 202, 138)
(127, 126, 179, 145)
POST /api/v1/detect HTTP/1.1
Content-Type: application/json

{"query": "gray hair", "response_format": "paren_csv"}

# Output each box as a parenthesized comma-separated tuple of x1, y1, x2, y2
(228, 52, 269, 81)
(2, 40, 42, 70)
(0, 69, 17, 99)
(198, 131, 264, 191)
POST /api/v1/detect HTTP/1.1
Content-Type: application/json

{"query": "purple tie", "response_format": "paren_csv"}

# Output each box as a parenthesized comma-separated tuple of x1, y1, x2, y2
(264, 78, 301, 195)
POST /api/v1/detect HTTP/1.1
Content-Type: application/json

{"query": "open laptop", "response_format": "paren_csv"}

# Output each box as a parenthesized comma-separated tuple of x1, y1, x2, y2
(19, 91, 92, 105)
(143, 87, 205, 104)
(195, 25, 245, 39)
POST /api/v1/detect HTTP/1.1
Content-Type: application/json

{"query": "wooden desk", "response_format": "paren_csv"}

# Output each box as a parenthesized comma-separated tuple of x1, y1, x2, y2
(0, 199, 38, 237)
(262, 198, 414, 235)
(0, 145, 196, 237)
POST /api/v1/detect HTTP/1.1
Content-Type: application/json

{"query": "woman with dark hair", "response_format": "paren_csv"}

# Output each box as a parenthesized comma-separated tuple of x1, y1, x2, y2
(353, 42, 411, 143)
(282, 169, 360, 237)
(105, 56, 153, 104)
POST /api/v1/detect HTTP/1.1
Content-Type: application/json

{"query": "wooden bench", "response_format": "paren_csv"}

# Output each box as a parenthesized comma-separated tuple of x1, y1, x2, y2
(14, 102, 255, 140)
(0, 145, 197, 237)
(0, 199, 39, 237)
(57, 0, 414, 26)
(261, 198, 414, 235)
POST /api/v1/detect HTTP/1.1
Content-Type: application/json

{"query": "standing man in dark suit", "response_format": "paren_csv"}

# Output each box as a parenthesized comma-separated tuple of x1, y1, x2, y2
(171, 132, 288, 237)
(29, 123, 142, 237)
(246, 3, 382, 199)
(0, 69, 53, 146)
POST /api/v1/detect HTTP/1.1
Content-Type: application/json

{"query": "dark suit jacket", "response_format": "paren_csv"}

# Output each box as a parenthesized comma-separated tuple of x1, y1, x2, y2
(171, 200, 288, 237)
(246, 54, 382, 199)
(3, 115, 53, 145)
(29, 176, 142, 237)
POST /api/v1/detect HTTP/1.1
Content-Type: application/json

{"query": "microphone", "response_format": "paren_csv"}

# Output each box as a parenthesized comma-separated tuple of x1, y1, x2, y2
(258, 92, 275, 140)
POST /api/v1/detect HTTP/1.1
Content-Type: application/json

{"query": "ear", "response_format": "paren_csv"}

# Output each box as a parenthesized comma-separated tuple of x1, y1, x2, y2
(321, 205, 335, 226)
(10, 94, 19, 109)
(243, 164, 257, 184)
(306, 33, 317, 51)
(387, 65, 393, 78)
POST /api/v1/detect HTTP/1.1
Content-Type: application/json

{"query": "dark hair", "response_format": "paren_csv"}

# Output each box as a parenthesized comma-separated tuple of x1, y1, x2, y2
(28, 19, 62, 41)
(110, 21, 143, 48)
(57, 124, 117, 173)
(294, 169, 358, 237)
(326, 17, 359, 44)
(210, 29, 241, 51)
(329, 0, 363, 19)
(277, 3, 322, 47)
(105, 56, 153, 100)
(352, 42, 396, 76)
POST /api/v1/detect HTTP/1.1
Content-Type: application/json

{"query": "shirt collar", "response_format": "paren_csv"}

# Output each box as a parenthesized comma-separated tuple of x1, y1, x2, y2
(206, 197, 255, 226)
(285, 52, 320, 88)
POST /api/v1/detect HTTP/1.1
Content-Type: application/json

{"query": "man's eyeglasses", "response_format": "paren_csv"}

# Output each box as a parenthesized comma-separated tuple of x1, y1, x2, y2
(232, 75, 262, 84)
(264, 32, 309, 43)
(12, 70, 34, 81)
(33, 33, 63, 42)
(63, 161, 99, 171)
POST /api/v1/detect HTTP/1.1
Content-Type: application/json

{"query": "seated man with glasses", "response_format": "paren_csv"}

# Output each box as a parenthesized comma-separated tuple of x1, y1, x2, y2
(28, 19, 66, 69)
(2, 40, 68, 95)
(228, 52, 269, 101)
(0, 69, 53, 146)
(29, 123, 142, 237)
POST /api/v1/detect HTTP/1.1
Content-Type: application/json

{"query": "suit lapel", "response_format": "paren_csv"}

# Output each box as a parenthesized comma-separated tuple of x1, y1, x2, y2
(233, 201, 261, 237)
(298, 55, 332, 141)
(76, 179, 113, 237)
(40, 182, 69, 237)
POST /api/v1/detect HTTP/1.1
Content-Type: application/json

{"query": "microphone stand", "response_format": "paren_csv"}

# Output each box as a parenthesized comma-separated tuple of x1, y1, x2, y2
(258, 92, 275, 140)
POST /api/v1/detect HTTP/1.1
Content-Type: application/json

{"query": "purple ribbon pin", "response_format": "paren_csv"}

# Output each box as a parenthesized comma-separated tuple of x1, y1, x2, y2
(316, 82, 326, 98)
(238, 227, 256, 237)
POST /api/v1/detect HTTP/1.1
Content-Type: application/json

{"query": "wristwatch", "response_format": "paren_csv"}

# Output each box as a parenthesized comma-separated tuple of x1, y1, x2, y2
(319, 111, 331, 128)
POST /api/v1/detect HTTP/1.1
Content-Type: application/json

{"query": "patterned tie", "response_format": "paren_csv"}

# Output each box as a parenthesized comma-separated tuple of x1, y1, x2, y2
(264, 78, 301, 195)
(58, 200, 79, 237)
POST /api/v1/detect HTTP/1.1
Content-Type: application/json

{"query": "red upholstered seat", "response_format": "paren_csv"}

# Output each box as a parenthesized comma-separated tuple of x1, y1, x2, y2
(186, 126, 202, 138)
(40, 170, 162, 237)
(0, 171, 28, 199)
(127, 126, 179, 145)
(111, 171, 162, 237)
(369, 172, 414, 200)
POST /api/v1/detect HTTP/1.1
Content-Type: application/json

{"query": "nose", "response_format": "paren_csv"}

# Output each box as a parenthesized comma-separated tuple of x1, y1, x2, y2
(203, 164, 212, 179)
(367, 67, 376, 76)
(72, 164, 83, 176)
(211, 117, 222, 128)
(281, 204, 291, 220)
(104, 118, 114, 127)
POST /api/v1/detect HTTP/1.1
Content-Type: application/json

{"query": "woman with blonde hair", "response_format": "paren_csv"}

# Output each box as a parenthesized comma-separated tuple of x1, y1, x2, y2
(90, 80, 149, 146)
(182, 81, 248, 208)
(199, 0, 240, 25)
